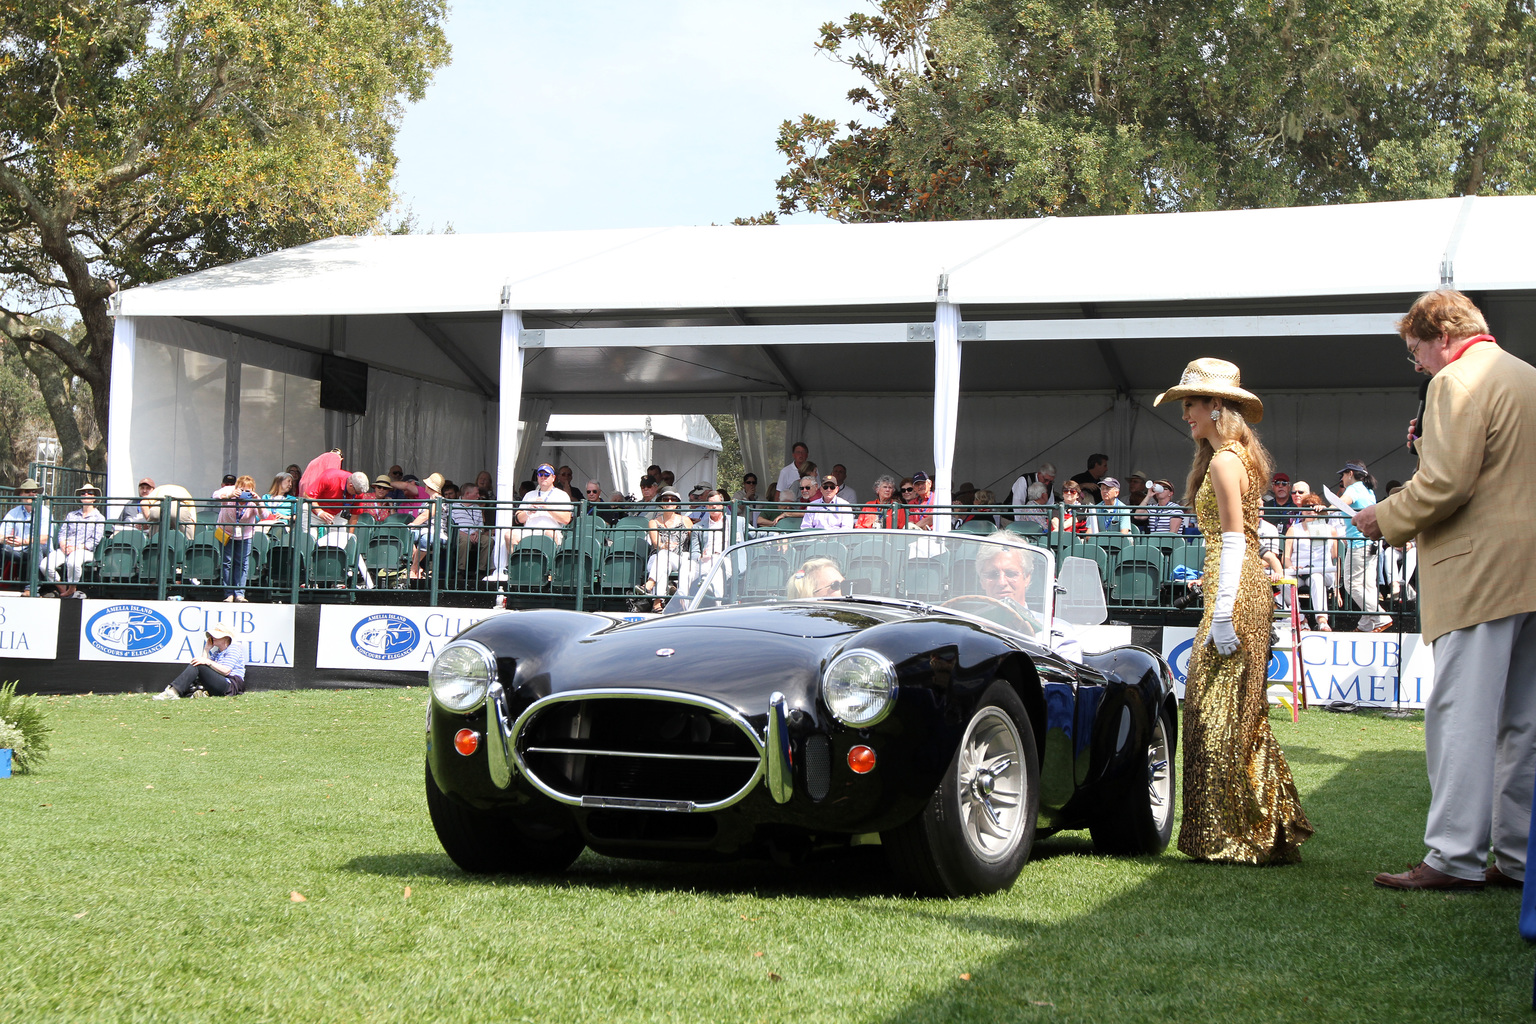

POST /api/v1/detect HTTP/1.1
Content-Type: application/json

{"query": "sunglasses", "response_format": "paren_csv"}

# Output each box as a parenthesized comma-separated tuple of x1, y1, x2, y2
(822, 482, 838, 489)
(900, 486, 915, 493)
(800, 486, 815, 492)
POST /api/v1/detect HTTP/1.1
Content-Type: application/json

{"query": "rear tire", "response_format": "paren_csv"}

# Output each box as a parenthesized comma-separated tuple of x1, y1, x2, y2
(1090, 704, 1176, 855)
(425, 761, 584, 874)
(883, 681, 1039, 896)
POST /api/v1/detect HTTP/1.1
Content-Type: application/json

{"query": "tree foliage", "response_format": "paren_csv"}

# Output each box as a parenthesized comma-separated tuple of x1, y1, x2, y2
(0, 0, 450, 470)
(771, 0, 1536, 223)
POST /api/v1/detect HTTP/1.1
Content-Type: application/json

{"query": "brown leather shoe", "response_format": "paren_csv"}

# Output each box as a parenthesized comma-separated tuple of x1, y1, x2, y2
(1375, 862, 1484, 890)
(1370, 619, 1396, 633)
(1486, 864, 1524, 888)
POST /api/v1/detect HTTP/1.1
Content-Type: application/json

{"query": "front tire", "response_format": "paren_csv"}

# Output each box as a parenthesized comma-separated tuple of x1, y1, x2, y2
(883, 681, 1040, 896)
(425, 761, 584, 874)
(1089, 704, 1176, 855)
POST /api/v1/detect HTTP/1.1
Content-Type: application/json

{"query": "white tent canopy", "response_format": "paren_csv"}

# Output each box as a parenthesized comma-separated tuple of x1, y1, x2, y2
(109, 196, 1536, 508)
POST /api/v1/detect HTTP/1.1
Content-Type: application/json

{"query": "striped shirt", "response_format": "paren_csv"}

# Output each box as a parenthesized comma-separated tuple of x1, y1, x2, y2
(208, 640, 249, 691)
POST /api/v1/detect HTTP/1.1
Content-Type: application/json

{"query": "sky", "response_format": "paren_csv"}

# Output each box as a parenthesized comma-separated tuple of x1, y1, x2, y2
(390, 1, 869, 234)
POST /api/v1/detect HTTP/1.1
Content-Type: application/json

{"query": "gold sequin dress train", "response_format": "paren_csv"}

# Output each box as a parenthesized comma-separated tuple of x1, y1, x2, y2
(1178, 442, 1314, 864)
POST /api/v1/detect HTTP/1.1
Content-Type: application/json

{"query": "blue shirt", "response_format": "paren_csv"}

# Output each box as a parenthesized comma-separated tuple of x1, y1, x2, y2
(207, 638, 248, 686)
(3, 502, 52, 546)
(1095, 499, 1130, 534)
(1341, 481, 1375, 539)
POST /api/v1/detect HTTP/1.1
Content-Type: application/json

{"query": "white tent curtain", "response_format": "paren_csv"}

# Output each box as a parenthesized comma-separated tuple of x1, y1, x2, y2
(932, 300, 962, 532)
(127, 334, 227, 498)
(605, 428, 651, 499)
(514, 398, 552, 486)
(784, 398, 808, 463)
(733, 395, 777, 484)
(350, 369, 488, 485)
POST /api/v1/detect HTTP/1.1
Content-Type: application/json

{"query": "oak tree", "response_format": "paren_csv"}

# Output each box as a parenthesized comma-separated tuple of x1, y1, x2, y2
(773, 0, 1536, 222)
(0, 0, 450, 471)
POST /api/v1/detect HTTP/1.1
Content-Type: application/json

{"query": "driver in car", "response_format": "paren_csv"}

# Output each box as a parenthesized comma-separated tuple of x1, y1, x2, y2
(974, 538, 1084, 662)
(786, 557, 845, 599)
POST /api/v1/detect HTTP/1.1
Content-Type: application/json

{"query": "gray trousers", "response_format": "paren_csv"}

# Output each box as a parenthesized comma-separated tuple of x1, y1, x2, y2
(1423, 612, 1536, 880)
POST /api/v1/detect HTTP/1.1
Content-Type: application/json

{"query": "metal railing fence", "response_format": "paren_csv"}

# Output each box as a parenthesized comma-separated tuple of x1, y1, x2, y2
(0, 493, 1419, 630)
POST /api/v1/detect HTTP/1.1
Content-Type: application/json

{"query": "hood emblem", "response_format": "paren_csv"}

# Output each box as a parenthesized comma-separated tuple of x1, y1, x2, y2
(655, 648, 675, 657)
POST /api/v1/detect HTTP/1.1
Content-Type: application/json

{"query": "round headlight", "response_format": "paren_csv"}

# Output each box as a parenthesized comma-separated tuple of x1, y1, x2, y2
(822, 650, 897, 727)
(429, 640, 496, 713)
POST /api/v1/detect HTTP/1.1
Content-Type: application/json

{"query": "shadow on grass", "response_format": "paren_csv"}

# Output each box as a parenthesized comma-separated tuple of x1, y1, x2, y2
(866, 746, 1533, 1024)
(342, 845, 907, 899)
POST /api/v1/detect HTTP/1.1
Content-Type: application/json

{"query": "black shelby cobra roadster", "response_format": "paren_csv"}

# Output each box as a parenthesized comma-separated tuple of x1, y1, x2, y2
(425, 530, 1176, 896)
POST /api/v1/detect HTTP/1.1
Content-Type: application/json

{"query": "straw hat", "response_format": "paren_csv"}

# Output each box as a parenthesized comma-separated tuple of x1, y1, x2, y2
(422, 472, 445, 494)
(1153, 358, 1263, 423)
(76, 483, 101, 496)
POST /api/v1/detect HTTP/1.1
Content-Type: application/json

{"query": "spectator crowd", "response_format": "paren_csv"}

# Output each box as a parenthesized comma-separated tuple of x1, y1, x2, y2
(1, 442, 1415, 630)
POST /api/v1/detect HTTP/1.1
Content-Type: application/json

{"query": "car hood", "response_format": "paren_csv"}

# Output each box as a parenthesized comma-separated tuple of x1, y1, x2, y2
(539, 602, 909, 714)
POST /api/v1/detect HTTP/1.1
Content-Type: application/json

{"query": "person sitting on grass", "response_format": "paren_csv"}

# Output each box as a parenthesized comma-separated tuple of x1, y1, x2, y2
(153, 624, 246, 700)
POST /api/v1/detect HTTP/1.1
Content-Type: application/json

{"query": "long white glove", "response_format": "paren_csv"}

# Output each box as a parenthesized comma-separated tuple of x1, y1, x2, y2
(1209, 531, 1244, 655)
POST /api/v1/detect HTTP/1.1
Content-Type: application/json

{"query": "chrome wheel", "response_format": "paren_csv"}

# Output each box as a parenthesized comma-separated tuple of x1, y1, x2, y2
(957, 706, 1027, 862)
(1148, 712, 1172, 834)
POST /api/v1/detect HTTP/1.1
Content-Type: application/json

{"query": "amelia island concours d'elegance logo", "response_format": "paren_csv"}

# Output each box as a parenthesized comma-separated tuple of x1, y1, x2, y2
(1167, 637, 1290, 685)
(85, 604, 174, 658)
(350, 613, 422, 661)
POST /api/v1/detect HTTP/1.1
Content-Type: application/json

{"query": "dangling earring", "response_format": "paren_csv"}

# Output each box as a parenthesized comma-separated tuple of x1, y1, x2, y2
(1210, 407, 1221, 422)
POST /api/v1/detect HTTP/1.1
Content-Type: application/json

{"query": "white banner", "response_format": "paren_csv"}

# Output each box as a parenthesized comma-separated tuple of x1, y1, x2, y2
(1077, 624, 1133, 654)
(0, 596, 61, 660)
(316, 606, 504, 671)
(78, 600, 296, 667)
(1162, 626, 1434, 708)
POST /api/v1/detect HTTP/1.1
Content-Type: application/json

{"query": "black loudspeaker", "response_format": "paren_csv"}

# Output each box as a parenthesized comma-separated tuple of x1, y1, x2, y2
(319, 355, 368, 415)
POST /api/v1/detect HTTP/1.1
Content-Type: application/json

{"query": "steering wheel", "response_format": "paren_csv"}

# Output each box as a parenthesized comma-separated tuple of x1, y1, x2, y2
(941, 594, 1038, 636)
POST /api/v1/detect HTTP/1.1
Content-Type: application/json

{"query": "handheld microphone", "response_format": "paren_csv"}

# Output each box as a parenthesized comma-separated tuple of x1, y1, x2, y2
(1408, 378, 1429, 456)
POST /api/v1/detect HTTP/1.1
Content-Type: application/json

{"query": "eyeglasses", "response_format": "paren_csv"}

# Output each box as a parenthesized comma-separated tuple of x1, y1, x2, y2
(1406, 338, 1425, 367)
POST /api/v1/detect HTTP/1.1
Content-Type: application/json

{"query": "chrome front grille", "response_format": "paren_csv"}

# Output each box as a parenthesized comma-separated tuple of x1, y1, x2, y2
(509, 689, 765, 812)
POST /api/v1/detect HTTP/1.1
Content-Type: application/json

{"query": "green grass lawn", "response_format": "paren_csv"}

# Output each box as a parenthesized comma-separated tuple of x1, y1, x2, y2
(4, 691, 1530, 1024)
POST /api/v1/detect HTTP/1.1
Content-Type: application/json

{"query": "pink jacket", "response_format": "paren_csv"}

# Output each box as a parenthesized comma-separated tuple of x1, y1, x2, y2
(213, 486, 261, 541)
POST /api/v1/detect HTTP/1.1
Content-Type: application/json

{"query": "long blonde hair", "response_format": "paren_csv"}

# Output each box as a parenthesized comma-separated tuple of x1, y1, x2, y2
(1182, 400, 1273, 505)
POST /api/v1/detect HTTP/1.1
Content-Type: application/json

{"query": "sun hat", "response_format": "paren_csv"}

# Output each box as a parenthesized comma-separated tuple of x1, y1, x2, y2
(17, 478, 40, 492)
(1129, 469, 1150, 481)
(535, 463, 555, 476)
(422, 472, 445, 493)
(1338, 461, 1368, 477)
(206, 624, 234, 641)
(1153, 357, 1263, 423)
(373, 474, 393, 488)
(76, 483, 101, 496)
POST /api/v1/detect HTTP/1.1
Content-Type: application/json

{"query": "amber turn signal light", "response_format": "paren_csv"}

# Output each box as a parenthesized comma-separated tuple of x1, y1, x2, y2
(847, 745, 876, 774)
(454, 729, 480, 756)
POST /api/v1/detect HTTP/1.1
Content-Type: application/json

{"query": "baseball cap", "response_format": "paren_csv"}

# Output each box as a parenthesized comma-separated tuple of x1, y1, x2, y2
(912, 471, 930, 483)
(1272, 472, 1290, 483)
(1099, 477, 1121, 489)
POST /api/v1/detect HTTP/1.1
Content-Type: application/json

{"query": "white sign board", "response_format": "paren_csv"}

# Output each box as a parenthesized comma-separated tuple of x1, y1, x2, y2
(1162, 626, 1434, 707)
(1076, 624, 1133, 654)
(316, 606, 504, 671)
(77, 600, 296, 667)
(0, 596, 61, 659)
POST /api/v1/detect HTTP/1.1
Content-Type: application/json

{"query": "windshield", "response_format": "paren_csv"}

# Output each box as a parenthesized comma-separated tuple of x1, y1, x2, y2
(675, 529, 1056, 621)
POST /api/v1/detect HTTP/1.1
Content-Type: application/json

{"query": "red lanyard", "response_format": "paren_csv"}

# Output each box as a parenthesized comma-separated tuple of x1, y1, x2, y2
(1447, 334, 1495, 365)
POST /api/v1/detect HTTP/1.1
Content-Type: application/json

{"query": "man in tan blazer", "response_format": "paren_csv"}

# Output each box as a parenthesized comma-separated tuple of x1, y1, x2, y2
(1356, 289, 1536, 891)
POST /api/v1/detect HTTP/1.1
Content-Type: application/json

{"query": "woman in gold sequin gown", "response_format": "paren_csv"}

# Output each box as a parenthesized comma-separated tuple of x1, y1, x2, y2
(1155, 359, 1313, 864)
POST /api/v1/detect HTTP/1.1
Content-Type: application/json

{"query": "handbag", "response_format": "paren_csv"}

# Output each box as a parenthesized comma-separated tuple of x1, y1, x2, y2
(215, 525, 230, 545)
